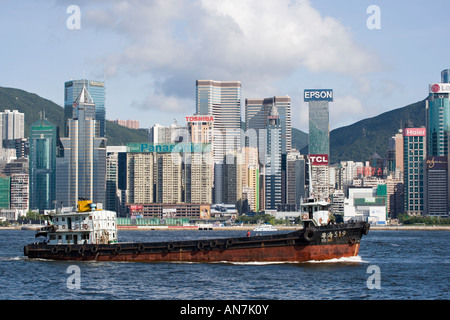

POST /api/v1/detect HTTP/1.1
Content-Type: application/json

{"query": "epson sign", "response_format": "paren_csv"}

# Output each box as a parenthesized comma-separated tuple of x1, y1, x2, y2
(304, 89, 333, 102)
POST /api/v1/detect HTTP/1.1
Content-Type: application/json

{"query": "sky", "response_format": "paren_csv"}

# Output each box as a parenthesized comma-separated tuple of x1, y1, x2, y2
(1, 0, 449, 133)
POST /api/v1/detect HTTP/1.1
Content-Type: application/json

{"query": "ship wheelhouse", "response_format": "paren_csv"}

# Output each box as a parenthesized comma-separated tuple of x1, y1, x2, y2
(37, 200, 118, 245)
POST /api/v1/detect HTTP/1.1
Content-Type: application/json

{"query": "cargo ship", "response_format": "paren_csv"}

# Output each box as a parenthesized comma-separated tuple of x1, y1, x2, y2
(24, 198, 369, 263)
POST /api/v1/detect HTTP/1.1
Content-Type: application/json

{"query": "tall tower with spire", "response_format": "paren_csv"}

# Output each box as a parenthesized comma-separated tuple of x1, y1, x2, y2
(64, 79, 106, 137)
(264, 104, 282, 210)
(56, 82, 107, 207)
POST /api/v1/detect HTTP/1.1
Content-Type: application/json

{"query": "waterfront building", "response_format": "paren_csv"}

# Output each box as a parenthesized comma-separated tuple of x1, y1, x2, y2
(64, 79, 106, 137)
(156, 153, 183, 204)
(56, 85, 107, 207)
(126, 152, 154, 204)
(402, 122, 426, 215)
(240, 147, 260, 213)
(184, 151, 213, 205)
(0, 176, 10, 209)
(28, 116, 57, 210)
(10, 173, 28, 210)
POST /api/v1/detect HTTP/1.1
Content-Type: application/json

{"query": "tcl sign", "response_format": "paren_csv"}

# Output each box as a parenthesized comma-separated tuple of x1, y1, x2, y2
(403, 128, 426, 137)
(309, 154, 329, 166)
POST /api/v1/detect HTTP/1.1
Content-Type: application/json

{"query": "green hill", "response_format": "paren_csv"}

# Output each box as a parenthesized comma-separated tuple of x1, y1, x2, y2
(330, 99, 426, 163)
(0, 85, 427, 161)
(0, 86, 148, 145)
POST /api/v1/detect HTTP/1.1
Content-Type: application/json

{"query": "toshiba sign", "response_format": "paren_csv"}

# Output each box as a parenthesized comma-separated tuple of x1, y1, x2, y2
(403, 128, 426, 137)
(309, 154, 329, 166)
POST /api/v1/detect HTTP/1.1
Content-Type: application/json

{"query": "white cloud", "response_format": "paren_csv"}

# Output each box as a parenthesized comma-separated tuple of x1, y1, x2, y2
(78, 0, 383, 121)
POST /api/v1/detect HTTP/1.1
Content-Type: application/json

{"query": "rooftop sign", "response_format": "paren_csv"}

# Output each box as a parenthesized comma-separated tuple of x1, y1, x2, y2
(304, 89, 333, 102)
(127, 143, 211, 153)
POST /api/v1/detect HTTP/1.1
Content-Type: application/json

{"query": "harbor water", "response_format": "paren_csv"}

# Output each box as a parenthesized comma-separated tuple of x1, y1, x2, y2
(0, 229, 448, 301)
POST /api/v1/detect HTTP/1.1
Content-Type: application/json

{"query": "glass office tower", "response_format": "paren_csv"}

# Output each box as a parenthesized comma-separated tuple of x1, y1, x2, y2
(427, 82, 450, 157)
(64, 79, 106, 137)
(196, 80, 241, 204)
(29, 116, 57, 210)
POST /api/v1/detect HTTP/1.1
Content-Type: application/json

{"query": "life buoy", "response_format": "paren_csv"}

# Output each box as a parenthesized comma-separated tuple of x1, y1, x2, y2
(138, 244, 145, 252)
(83, 224, 88, 229)
(302, 213, 309, 220)
(303, 228, 315, 242)
(65, 246, 72, 254)
(51, 246, 58, 254)
(167, 243, 175, 251)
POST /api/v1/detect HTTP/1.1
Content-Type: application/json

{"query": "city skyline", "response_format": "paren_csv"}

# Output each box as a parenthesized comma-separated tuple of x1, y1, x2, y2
(1, 1, 450, 133)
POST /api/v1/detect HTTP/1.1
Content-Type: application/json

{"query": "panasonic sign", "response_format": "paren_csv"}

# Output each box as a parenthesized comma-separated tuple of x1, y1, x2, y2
(304, 89, 333, 102)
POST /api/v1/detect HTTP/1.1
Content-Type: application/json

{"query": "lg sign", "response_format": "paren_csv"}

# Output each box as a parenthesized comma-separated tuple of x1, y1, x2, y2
(310, 154, 329, 166)
(430, 83, 450, 94)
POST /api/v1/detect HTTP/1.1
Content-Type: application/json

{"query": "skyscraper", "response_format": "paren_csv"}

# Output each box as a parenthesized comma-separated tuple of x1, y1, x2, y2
(196, 80, 242, 163)
(305, 89, 333, 200)
(264, 105, 282, 210)
(245, 96, 292, 159)
(196, 80, 241, 203)
(64, 79, 106, 137)
(56, 84, 107, 207)
(403, 123, 426, 215)
(305, 89, 333, 156)
(29, 116, 57, 210)
(426, 81, 450, 156)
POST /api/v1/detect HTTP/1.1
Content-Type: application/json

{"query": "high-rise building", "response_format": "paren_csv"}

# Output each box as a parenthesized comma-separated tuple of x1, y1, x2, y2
(126, 152, 154, 204)
(156, 153, 183, 204)
(106, 146, 126, 212)
(424, 156, 448, 216)
(0, 176, 10, 209)
(64, 79, 106, 137)
(286, 149, 306, 209)
(426, 81, 450, 156)
(240, 147, 259, 213)
(245, 96, 292, 157)
(149, 121, 186, 144)
(305, 89, 333, 156)
(0, 110, 24, 145)
(29, 116, 57, 210)
(196, 80, 242, 204)
(56, 84, 107, 207)
(264, 105, 282, 210)
(403, 123, 426, 215)
(184, 151, 213, 204)
(305, 89, 333, 200)
(10, 173, 28, 210)
(195, 80, 241, 160)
